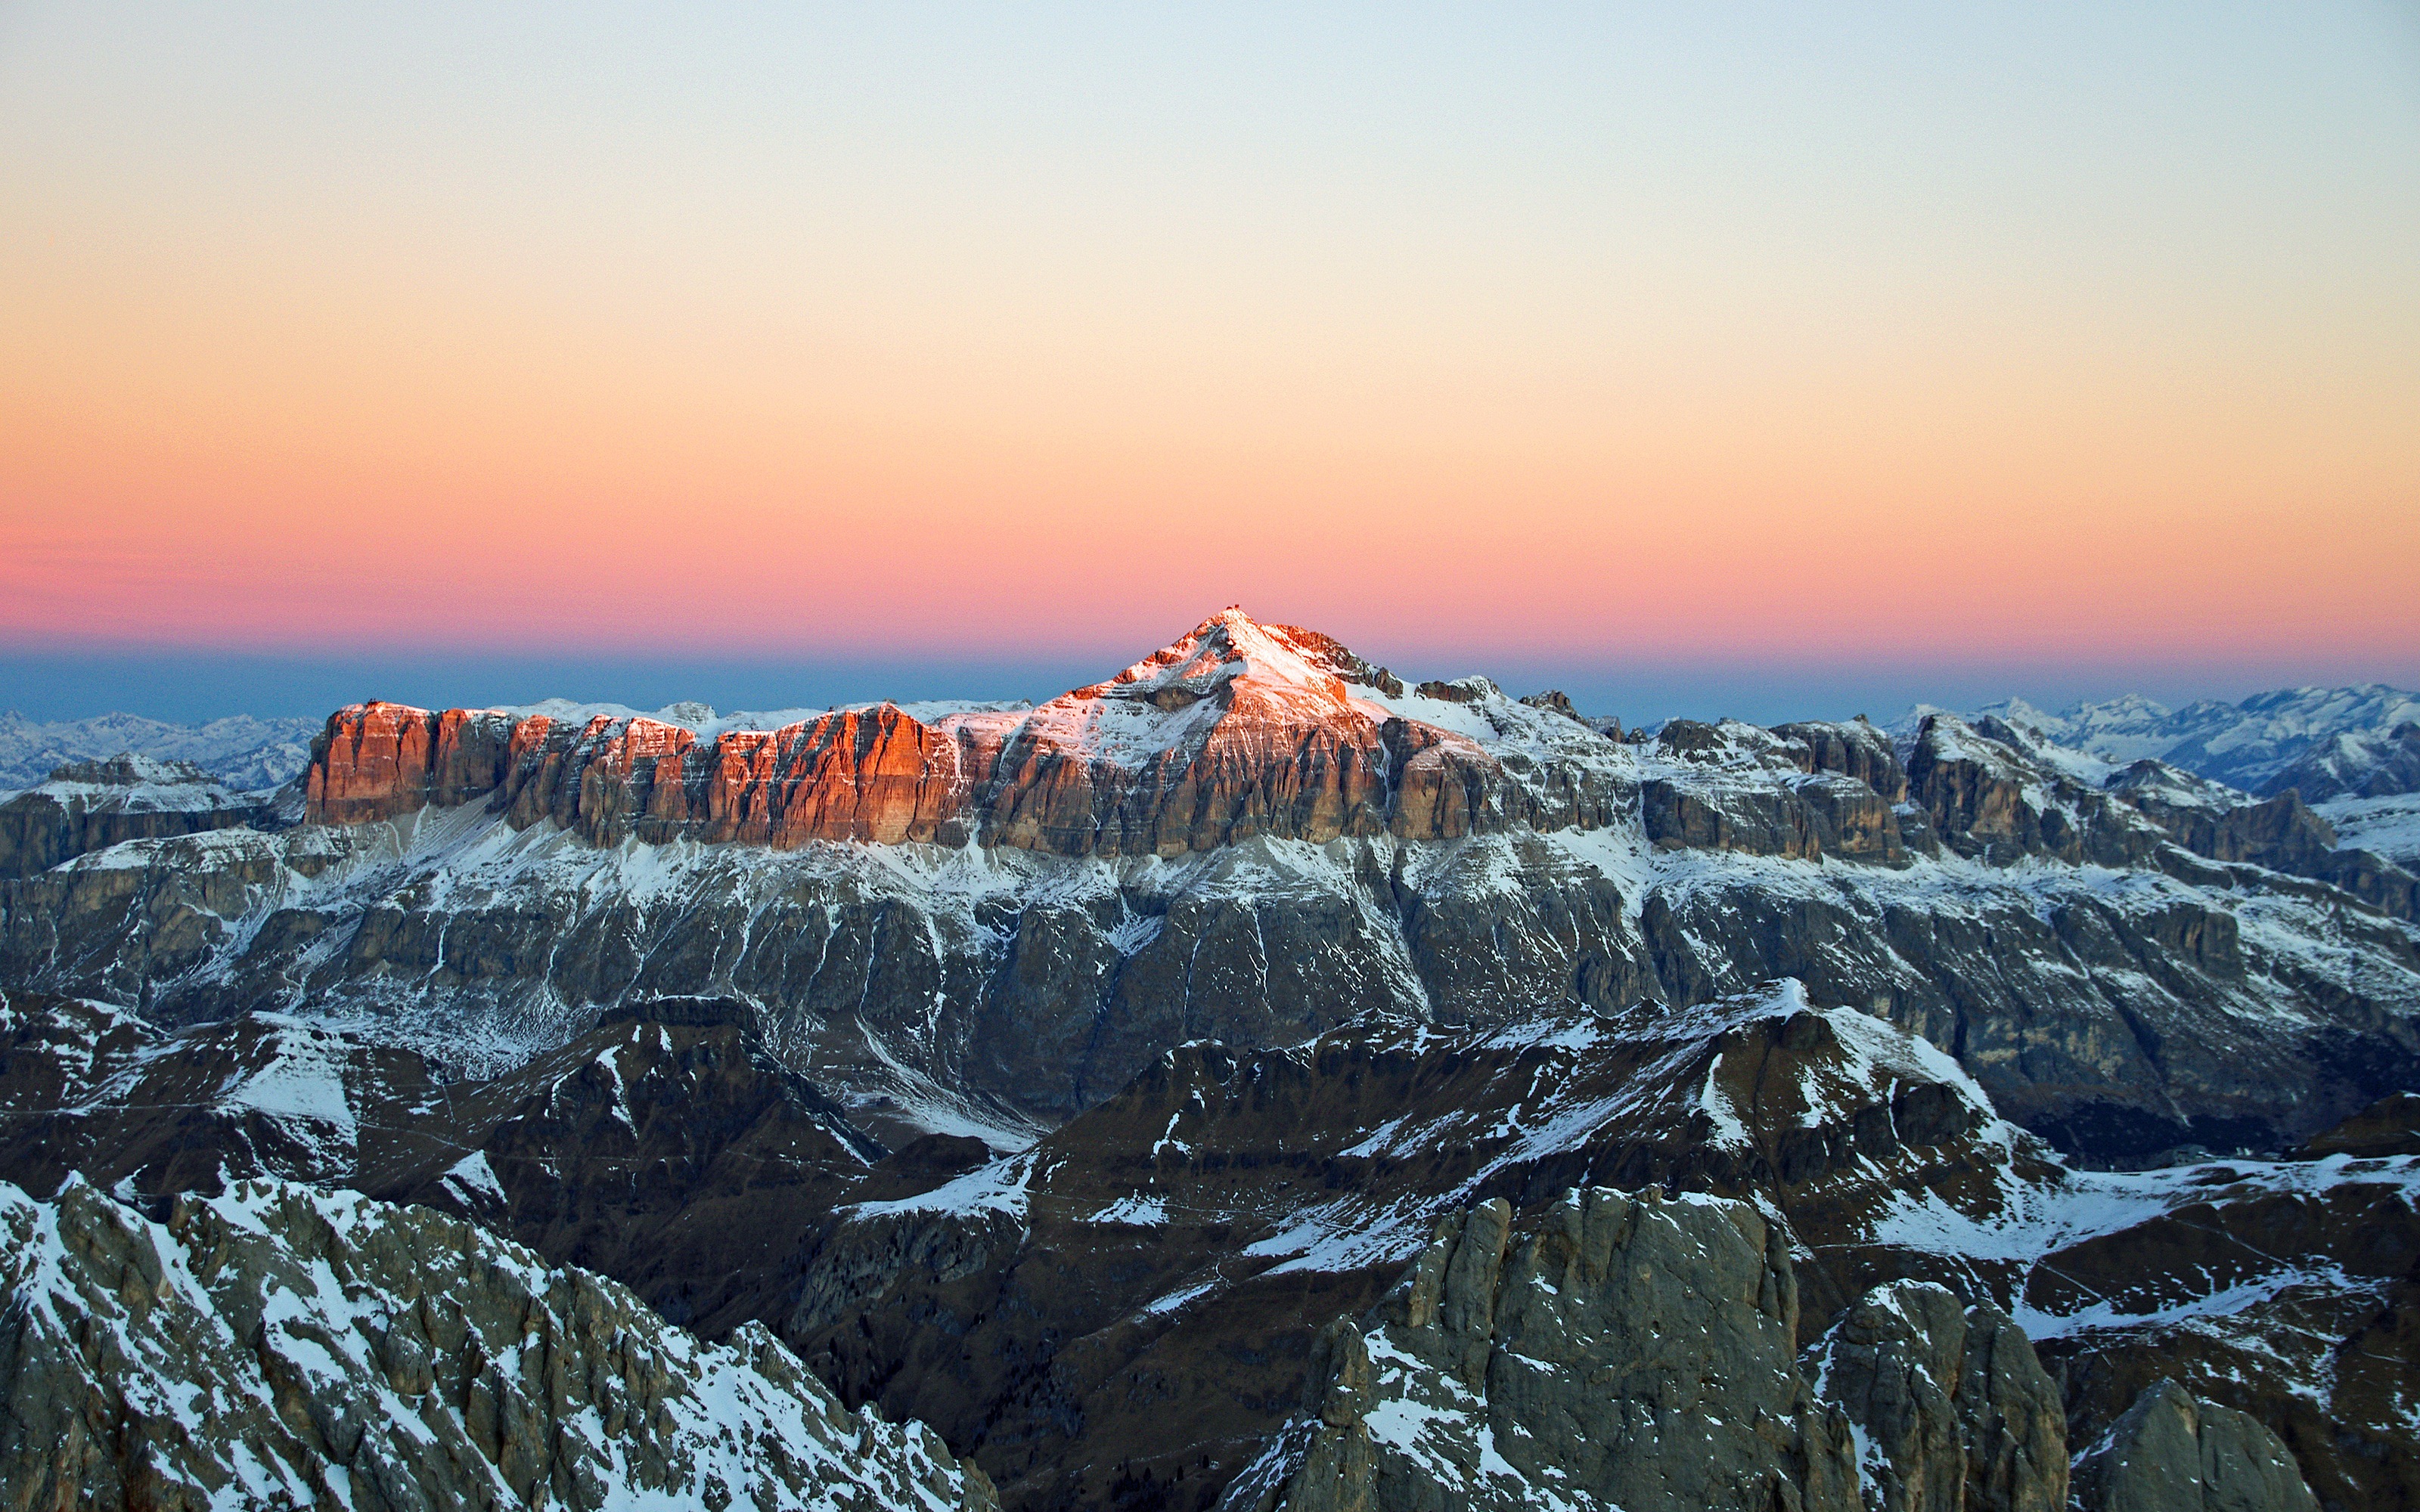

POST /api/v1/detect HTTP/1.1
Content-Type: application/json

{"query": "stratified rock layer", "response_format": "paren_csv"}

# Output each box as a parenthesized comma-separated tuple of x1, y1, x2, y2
(0, 755, 270, 878)
(301, 612, 1519, 857)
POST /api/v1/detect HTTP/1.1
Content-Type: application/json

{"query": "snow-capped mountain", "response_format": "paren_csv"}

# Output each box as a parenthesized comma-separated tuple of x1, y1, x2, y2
(2264, 720, 2420, 803)
(7, 609, 2415, 1161)
(2, 975, 2381, 1508)
(0, 709, 318, 793)
(1950, 684, 2420, 793)
(0, 754, 276, 877)
(0, 608, 2410, 1510)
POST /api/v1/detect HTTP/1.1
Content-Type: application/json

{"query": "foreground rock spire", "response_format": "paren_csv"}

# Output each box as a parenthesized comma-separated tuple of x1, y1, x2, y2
(0, 1175, 998, 1510)
(1225, 1188, 2321, 1512)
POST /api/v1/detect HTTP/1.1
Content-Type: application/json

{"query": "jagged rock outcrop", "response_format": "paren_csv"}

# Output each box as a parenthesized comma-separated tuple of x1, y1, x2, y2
(1906, 714, 2164, 869)
(306, 702, 519, 824)
(2072, 1380, 2319, 1512)
(2114, 776, 2338, 873)
(2108, 767, 2420, 921)
(0, 991, 896, 1340)
(1222, 1195, 2082, 1512)
(1221, 1188, 1861, 1512)
(1898, 716, 2420, 920)
(0, 755, 271, 877)
(1811, 1281, 2066, 1512)
(0, 1176, 997, 1511)
(1774, 717, 1910, 802)
(1638, 720, 1911, 864)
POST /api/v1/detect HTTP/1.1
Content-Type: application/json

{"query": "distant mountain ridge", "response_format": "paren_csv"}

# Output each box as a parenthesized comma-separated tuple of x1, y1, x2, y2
(1942, 683, 2420, 794)
(0, 709, 318, 793)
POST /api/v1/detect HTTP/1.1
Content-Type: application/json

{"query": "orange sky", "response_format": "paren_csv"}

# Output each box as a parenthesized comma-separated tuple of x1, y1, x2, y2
(4, 5, 2416, 674)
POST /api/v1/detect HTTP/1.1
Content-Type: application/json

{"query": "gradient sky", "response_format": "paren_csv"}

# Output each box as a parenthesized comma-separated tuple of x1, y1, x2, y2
(3, 4, 2417, 723)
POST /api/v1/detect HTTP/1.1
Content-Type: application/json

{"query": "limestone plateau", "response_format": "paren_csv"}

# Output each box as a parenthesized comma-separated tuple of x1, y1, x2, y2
(1, 609, 2415, 1511)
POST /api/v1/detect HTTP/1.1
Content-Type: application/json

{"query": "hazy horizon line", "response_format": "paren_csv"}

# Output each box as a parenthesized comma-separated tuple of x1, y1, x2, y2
(5, 643, 2412, 732)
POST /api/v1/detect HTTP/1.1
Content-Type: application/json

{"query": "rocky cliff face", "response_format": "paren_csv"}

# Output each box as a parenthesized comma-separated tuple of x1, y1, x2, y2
(1642, 717, 1916, 865)
(1227, 1191, 2322, 1512)
(0, 1175, 996, 1512)
(9, 632, 2415, 1160)
(301, 612, 1525, 856)
(0, 754, 274, 878)
(1224, 1192, 2086, 1512)
(1223, 1189, 1863, 1512)
(2073, 1380, 2319, 1512)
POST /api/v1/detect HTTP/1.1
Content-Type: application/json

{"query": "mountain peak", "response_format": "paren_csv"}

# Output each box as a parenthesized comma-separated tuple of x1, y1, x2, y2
(939, 607, 1423, 774)
(1100, 608, 1357, 704)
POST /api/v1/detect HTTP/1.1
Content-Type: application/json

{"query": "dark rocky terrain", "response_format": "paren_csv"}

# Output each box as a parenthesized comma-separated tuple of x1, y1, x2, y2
(0, 1173, 999, 1510)
(2, 610, 2413, 1510)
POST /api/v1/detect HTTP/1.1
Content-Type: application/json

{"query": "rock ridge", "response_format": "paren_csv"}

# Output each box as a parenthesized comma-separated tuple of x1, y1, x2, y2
(1221, 1189, 2089, 1512)
(0, 1173, 998, 1511)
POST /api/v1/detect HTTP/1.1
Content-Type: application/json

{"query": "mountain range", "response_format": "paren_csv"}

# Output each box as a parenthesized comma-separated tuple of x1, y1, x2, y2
(1959, 685, 2420, 794)
(2, 608, 2414, 1511)
(10, 666, 2417, 812)
(0, 708, 318, 793)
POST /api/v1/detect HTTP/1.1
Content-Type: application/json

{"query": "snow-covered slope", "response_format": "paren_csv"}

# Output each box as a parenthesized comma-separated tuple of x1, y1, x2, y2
(2318, 793, 2420, 865)
(0, 1174, 998, 1509)
(0, 710, 318, 794)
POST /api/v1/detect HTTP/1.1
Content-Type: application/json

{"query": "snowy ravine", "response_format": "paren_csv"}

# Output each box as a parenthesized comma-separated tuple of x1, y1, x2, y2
(0, 1174, 998, 1510)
